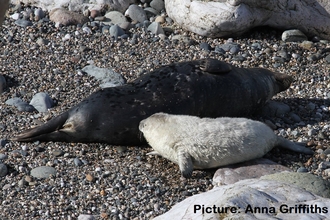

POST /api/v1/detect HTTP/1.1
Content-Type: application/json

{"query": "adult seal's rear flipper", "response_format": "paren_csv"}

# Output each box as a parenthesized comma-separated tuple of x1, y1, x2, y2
(11, 112, 69, 142)
(199, 58, 232, 74)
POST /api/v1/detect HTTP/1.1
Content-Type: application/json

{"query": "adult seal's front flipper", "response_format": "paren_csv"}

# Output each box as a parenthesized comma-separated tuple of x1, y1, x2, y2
(199, 58, 232, 74)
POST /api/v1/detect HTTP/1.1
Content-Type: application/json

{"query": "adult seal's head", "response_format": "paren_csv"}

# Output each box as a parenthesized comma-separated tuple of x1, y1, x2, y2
(12, 58, 293, 145)
(140, 113, 313, 178)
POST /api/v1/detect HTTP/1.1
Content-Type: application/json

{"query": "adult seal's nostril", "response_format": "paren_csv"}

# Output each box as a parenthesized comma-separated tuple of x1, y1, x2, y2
(12, 58, 293, 146)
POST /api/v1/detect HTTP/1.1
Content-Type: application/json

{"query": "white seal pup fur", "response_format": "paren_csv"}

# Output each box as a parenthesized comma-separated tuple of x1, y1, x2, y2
(139, 113, 313, 178)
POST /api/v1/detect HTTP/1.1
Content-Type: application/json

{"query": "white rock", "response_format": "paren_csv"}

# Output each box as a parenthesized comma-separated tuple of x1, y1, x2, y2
(165, 0, 330, 40)
(10, 12, 21, 20)
(12, 0, 135, 13)
(154, 178, 330, 220)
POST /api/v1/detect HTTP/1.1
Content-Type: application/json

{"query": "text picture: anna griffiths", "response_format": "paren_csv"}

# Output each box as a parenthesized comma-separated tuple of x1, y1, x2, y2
(193, 204, 328, 215)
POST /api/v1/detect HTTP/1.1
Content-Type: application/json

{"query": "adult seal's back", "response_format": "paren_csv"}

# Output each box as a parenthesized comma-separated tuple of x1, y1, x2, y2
(12, 58, 293, 145)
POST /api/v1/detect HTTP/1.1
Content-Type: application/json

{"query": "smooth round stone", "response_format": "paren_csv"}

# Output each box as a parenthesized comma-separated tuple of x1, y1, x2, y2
(104, 11, 127, 25)
(150, 0, 165, 12)
(282, 29, 308, 42)
(10, 13, 21, 20)
(0, 163, 8, 177)
(116, 146, 127, 153)
(52, 149, 64, 157)
(30, 166, 56, 179)
(81, 65, 125, 88)
(251, 43, 262, 50)
(5, 97, 25, 106)
(306, 102, 316, 111)
(200, 42, 212, 51)
(144, 7, 159, 17)
(82, 26, 92, 34)
(34, 8, 45, 19)
(325, 54, 330, 64)
(16, 103, 36, 112)
(323, 149, 330, 155)
(308, 129, 317, 136)
(147, 22, 164, 35)
(29, 92, 54, 113)
(74, 158, 83, 166)
(102, 26, 110, 34)
(288, 112, 301, 123)
(36, 38, 49, 46)
(300, 40, 314, 50)
(155, 16, 165, 23)
(291, 130, 300, 137)
(110, 24, 125, 40)
(77, 214, 96, 220)
(0, 154, 8, 160)
(297, 167, 308, 173)
(125, 4, 148, 23)
(15, 19, 33, 27)
(214, 46, 225, 54)
(81, 159, 89, 165)
(218, 43, 240, 54)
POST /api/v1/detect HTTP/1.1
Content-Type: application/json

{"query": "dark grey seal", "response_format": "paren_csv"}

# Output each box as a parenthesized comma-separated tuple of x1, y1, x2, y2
(12, 58, 293, 145)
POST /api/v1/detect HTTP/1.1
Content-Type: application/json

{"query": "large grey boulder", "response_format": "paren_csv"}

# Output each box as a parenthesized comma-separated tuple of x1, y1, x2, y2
(154, 178, 330, 220)
(165, 0, 330, 40)
(11, 0, 136, 13)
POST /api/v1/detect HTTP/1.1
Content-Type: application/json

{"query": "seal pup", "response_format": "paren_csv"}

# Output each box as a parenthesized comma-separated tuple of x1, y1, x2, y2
(13, 58, 292, 145)
(139, 113, 313, 178)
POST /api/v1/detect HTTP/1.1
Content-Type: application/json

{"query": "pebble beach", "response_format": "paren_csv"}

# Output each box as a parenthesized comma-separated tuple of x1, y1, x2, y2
(0, 3, 330, 219)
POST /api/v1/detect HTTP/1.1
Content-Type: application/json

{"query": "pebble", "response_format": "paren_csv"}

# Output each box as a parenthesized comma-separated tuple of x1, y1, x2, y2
(125, 4, 148, 23)
(297, 167, 308, 173)
(110, 24, 125, 40)
(52, 149, 64, 157)
(30, 166, 56, 179)
(86, 173, 95, 182)
(325, 54, 330, 63)
(104, 11, 127, 25)
(155, 15, 165, 24)
(81, 65, 126, 88)
(0, 163, 8, 177)
(49, 8, 89, 25)
(34, 8, 45, 20)
(200, 42, 212, 51)
(29, 92, 54, 112)
(300, 40, 314, 50)
(281, 29, 308, 42)
(82, 26, 92, 34)
(74, 157, 83, 166)
(150, 0, 165, 12)
(10, 12, 21, 20)
(0, 153, 8, 160)
(147, 21, 164, 35)
(15, 19, 33, 27)
(217, 42, 240, 54)
(78, 214, 96, 220)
